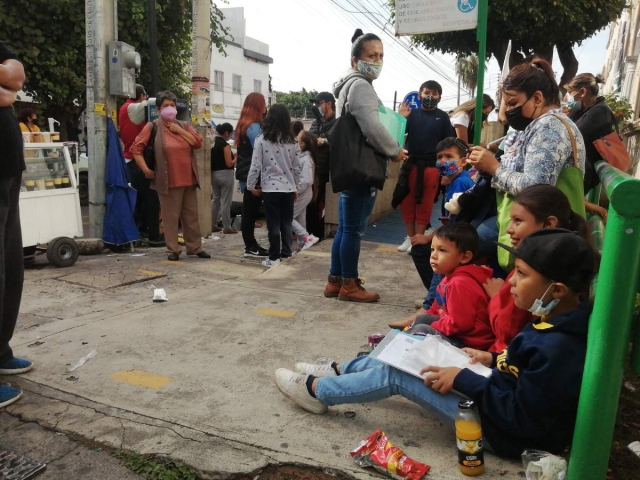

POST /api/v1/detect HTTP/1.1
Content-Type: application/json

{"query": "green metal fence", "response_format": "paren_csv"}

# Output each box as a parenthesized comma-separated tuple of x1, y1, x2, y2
(567, 161, 640, 480)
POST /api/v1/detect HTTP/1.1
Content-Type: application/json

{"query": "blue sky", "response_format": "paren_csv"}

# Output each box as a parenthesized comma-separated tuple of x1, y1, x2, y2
(221, 0, 612, 111)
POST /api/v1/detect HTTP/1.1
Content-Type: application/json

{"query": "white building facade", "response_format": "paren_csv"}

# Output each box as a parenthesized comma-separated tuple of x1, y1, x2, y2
(210, 8, 273, 128)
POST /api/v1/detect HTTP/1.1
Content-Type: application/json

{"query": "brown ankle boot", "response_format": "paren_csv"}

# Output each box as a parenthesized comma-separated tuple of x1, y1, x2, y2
(324, 275, 342, 298)
(338, 278, 380, 303)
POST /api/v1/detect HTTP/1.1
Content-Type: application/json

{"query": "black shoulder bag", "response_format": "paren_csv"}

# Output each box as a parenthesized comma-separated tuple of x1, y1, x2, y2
(329, 83, 387, 193)
(144, 121, 158, 171)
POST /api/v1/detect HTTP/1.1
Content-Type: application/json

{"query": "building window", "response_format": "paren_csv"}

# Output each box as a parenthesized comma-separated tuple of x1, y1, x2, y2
(232, 74, 242, 94)
(214, 70, 224, 92)
(254, 79, 262, 93)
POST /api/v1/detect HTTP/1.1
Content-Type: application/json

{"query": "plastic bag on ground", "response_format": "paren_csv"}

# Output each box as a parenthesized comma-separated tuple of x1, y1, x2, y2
(522, 450, 567, 480)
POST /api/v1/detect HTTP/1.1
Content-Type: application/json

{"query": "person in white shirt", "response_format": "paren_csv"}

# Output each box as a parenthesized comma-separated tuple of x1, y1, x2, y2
(449, 94, 495, 146)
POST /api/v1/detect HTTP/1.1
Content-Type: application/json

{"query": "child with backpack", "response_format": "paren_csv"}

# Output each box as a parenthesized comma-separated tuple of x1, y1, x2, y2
(247, 104, 301, 268)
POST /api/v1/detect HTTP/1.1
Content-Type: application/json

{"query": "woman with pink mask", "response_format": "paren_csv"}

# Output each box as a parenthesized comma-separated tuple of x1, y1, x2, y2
(132, 90, 210, 261)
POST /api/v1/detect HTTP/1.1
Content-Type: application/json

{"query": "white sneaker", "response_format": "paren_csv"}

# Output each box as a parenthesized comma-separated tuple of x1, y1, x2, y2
(407, 244, 412, 255)
(274, 368, 328, 414)
(397, 236, 412, 252)
(424, 227, 435, 237)
(301, 234, 320, 250)
(262, 258, 281, 268)
(295, 358, 337, 377)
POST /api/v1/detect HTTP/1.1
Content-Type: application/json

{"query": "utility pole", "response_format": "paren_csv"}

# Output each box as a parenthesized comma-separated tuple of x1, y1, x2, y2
(147, 0, 160, 95)
(191, 0, 212, 235)
(457, 75, 461, 106)
(86, 0, 116, 238)
(393, 90, 397, 111)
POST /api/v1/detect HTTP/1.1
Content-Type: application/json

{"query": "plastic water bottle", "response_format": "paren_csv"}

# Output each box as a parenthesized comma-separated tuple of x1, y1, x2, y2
(455, 400, 485, 476)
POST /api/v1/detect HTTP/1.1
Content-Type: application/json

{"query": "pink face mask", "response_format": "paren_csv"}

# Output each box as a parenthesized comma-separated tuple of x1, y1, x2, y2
(160, 106, 177, 122)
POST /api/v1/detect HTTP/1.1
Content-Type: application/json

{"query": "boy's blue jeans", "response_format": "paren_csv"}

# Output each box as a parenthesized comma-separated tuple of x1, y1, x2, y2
(315, 354, 462, 427)
(330, 187, 376, 279)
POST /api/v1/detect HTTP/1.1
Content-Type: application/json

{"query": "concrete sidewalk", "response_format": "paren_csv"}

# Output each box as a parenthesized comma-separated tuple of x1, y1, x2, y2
(4, 229, 523, 479)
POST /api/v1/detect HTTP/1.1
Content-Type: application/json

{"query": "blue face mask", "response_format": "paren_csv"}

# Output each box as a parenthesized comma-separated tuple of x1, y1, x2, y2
(527, 283, 560, 317)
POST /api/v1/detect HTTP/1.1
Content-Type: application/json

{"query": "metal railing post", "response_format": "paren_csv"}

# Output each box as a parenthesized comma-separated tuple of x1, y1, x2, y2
(567, 162, 640, 480)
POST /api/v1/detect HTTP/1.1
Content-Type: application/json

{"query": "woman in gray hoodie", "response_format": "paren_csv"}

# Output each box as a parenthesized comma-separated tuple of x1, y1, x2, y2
(323, 29, 408, 303)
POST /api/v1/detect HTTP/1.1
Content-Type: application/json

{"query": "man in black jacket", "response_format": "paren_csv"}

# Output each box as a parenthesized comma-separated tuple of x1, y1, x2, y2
(308, 92, 337, 239)
(0, 40, 33, 408)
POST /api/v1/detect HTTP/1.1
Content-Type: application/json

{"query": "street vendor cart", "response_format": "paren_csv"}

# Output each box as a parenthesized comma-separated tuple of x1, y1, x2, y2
(20, 141, 83, 267)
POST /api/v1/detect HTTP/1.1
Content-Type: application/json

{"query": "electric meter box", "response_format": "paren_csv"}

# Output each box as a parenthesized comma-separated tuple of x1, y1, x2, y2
(108, 41, 141, 97)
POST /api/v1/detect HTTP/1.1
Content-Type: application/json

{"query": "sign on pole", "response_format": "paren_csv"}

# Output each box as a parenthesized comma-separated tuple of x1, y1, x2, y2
(403, 91, 421, 109)
(396, 0, 479, 36)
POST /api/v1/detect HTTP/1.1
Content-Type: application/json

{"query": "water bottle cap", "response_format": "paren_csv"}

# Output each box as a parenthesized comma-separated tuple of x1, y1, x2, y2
(458, 400, 475, 410)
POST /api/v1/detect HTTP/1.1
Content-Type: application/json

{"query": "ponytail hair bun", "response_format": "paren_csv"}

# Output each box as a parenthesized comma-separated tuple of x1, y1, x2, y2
(350, 29, 382, 60)
(352, 29, 364, 43)
(595, 74, 604, 84)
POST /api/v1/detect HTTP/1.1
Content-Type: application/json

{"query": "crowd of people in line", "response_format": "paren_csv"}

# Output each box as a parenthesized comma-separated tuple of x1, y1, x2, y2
(0, 26, 626, 467)
(272, 28, 619, 462)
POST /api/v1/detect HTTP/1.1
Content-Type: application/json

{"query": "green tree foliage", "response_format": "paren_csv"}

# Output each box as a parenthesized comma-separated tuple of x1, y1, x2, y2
(390, 0, 626, 90)
(455, 54, 482, 95)
(274, 88, 319, 119)
(0, 0, 228, 138)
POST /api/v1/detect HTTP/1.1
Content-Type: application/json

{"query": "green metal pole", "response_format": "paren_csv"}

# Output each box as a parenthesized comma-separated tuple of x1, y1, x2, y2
(567, 162, 640, 480)
(473, 0, 489, 146)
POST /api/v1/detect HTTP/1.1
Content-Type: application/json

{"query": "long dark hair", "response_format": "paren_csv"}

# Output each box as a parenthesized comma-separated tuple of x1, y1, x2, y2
(262, 104, 295, 144)
(513, 185, 589, 240)
(18, 107, 36, 125)
(298, 131, 320, 202)
(503, 58, 559, 107)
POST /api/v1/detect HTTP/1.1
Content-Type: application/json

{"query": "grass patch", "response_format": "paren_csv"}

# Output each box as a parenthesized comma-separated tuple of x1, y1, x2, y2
(114, 450, 200, 480)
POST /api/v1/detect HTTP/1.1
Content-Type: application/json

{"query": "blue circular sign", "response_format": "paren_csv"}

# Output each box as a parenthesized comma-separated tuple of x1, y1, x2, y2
(403, 91, 421, 110)
(458, 0, 477, 13)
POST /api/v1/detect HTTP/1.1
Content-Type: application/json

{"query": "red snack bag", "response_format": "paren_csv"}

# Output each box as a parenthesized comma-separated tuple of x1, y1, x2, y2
(350, 429, 430, 480)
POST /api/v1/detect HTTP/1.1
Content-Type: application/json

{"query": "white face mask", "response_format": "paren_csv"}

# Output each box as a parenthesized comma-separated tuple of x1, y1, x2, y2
(528, 283, 560, 317)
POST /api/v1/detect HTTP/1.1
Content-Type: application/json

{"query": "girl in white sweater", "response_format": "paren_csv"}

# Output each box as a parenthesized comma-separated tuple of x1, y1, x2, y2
(293, 131, 320, 251)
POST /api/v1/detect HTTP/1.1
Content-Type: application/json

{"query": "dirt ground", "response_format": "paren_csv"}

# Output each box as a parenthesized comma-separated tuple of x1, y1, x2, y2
(608, 367, 640, 479)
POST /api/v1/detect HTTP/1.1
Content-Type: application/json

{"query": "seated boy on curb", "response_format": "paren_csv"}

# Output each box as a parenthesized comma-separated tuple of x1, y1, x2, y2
(274, 229, 596, 458)
(435, 137, 475, 221)
(400, 223, 494, 350)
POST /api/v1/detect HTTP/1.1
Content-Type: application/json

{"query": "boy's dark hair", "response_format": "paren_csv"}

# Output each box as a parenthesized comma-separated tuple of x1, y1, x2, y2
(434, 222, 479, 258)
(436, 137, 466, 158)
(262, 104, 295, 144)
(420, 80, 443, 96)
(292, 120, 304, 137)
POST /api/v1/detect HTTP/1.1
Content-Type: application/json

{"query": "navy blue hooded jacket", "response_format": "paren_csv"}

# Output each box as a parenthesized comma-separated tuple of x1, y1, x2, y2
(453, 301, 592, 458)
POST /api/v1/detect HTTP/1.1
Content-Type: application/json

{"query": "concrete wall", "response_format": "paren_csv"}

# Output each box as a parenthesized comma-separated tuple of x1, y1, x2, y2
(210, 7, 271, 127)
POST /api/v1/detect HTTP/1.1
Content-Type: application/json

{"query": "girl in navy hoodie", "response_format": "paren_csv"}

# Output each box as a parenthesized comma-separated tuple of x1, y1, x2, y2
(274, 229, 595, 459)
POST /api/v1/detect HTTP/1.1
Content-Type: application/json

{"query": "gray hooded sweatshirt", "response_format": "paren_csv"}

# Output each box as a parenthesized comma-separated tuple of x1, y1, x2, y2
(333, 71, 401, 159)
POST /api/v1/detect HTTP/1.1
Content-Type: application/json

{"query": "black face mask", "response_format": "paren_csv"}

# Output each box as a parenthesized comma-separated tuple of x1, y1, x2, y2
(506, 104, 535, 131)
(421, 95, 439, 109)
(482, 113, 488, 122)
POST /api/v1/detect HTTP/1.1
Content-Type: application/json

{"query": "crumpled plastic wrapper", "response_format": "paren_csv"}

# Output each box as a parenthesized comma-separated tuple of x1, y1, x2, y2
(152, 288, 168, 302)
(522, 450, 567, 480)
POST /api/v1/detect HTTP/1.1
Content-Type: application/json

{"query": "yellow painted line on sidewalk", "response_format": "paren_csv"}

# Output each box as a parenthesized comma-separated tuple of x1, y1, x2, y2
(255, 308, 296, 318)
(227, 250, 243, 254)
(376, 247, 400, 253)
(110, 369, 174, 390)
(137, 269, 164, 277)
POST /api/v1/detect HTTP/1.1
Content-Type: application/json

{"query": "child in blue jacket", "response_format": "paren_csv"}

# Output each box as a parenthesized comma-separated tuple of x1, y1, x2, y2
(436, 137, 475, 220)
(274, 228, 595, 458)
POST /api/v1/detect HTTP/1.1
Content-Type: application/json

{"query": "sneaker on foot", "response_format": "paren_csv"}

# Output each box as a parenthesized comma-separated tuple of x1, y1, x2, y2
(301, 235, 320, 251)
(0, 384, 23, 408)
(244, 245, 269, 258)
(424, 227, 435, 237)
(0, 357, 33, 375)
(397, 236, 412, 252)
(274, 368, 327, 414)
(407, 244, 412, 255)
(262, 258, 281, 268)
(295, 358, 337, 378)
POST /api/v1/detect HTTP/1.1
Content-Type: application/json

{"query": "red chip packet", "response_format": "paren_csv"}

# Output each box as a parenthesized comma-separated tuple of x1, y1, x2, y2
(350, 429, 430, 480)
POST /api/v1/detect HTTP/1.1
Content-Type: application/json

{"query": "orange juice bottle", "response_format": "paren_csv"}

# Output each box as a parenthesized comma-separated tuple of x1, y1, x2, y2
(455, 400, 485, 476)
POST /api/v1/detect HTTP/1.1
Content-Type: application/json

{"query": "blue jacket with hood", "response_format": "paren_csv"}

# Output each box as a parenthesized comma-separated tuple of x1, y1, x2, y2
(453, 301, 592, 458)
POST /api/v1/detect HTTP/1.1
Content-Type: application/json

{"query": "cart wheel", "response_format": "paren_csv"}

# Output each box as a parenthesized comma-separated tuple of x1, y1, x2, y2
(46, 237, 79, 268)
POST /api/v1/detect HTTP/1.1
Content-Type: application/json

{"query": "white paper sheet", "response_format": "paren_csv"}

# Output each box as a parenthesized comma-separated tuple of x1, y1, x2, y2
(370, 330, 493, 379)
